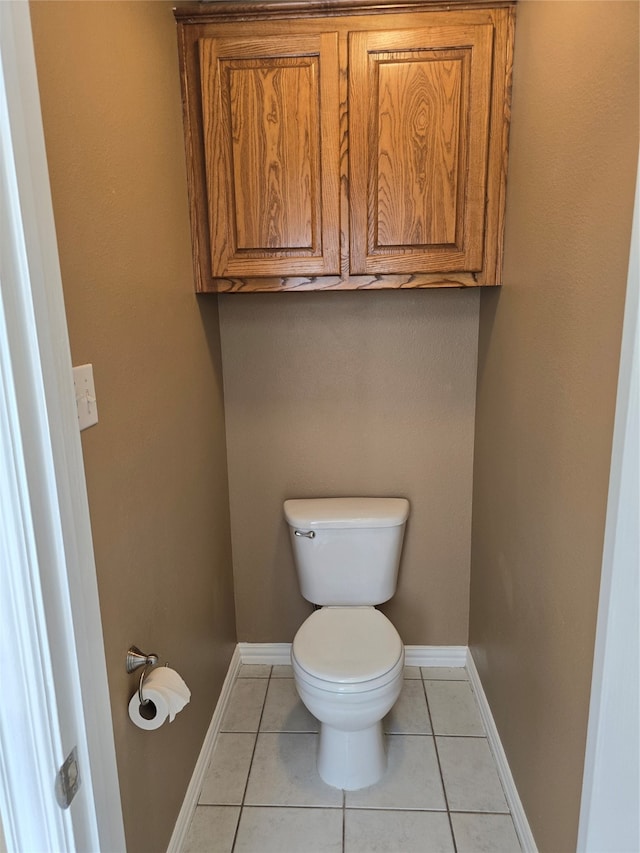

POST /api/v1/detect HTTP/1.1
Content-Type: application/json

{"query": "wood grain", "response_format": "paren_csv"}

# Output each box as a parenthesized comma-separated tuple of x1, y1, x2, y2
(229, 61, 316, 250)
(175, 0, 516, 24)
(199, 33, 340, 277)
(175, 2, 516, 291)
(376, 56, 463, 247)
(350, 24, 492, 274)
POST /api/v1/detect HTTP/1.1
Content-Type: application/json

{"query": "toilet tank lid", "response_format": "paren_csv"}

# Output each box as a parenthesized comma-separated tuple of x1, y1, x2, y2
(284, 497, 409, 529)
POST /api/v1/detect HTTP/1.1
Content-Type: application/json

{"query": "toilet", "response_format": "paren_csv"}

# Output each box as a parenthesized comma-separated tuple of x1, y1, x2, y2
(284, 496, 410, 791)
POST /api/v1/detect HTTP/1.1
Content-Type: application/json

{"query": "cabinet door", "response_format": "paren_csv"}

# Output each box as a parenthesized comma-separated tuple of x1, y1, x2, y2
(349, 25, 493, 275)
(199, 34, 340, 278)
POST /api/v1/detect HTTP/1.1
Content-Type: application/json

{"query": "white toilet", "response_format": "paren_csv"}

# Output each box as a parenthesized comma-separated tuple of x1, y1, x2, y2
(284, 496, 410, 791)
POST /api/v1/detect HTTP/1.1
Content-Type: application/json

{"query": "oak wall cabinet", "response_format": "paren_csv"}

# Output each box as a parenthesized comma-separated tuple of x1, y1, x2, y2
(175, 0, 516, 293)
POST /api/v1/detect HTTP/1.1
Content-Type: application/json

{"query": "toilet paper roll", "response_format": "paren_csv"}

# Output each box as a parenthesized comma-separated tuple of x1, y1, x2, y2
(128, 666, 191, 730)
(128, 688, 169, 730)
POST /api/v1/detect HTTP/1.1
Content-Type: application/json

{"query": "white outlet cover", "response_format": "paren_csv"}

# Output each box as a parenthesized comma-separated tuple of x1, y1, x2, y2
(72, 364, 98, 430)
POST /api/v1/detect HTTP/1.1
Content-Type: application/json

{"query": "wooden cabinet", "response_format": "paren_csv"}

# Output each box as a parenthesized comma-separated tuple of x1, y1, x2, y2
(175, 1, 516, 292)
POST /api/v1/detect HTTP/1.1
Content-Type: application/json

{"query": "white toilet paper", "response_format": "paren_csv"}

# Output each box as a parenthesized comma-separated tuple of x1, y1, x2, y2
(128, 666, 191, 730)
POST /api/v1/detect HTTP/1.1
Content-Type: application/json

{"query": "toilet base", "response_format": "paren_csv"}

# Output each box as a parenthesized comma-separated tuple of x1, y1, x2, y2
(317, 722, 386, 790)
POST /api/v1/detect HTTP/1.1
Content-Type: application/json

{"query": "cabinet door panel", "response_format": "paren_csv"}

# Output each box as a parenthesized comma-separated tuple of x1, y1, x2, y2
(230, 63, 315, 251)
(350, 25, 493, 275)
(376, 57, 463, 247)
(199, 34, 340, 277)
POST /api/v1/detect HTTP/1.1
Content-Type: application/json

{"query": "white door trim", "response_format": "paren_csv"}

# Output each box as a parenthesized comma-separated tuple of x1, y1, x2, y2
(0, 4, 125, 850)
(577, 165, 639, 852)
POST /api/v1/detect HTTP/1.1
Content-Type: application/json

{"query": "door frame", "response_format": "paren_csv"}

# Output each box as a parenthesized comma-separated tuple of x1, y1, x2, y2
(0, 3, 125, 850)
(577, 166, 639, 851)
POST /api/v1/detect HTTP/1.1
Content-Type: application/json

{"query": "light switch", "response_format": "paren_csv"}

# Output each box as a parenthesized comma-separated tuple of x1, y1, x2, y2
(72, 363, 98, 430)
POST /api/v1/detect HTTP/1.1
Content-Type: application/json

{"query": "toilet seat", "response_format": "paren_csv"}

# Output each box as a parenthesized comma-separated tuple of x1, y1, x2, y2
(292, 607, 404, 693)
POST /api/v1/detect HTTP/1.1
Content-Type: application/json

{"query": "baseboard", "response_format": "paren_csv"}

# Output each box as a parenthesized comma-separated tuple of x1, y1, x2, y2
(237, 643, 467, 668)
(466, 651, 538, 853)
(237, 642, 292, 665)
(166, 645, 241, 853)
(404, 645, 467, 667)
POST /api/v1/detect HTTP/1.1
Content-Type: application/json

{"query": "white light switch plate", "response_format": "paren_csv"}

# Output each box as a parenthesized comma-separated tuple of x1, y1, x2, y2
(73, 364, 98, 430)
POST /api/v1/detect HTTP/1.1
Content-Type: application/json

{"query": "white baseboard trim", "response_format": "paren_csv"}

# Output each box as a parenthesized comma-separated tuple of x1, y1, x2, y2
(237, 642, 292, 665)
(237, 642, 468, 668)
(404, 645, 468, 667)
(466, 650, 538, 853)
(166, 645, 241, 853)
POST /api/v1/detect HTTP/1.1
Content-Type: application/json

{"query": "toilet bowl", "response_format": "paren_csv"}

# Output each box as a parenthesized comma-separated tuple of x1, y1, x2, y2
(291, 606, 404, 790)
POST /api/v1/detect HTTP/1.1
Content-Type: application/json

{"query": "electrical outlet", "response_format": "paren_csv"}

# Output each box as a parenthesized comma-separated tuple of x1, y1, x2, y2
(72, 364, 98, 430)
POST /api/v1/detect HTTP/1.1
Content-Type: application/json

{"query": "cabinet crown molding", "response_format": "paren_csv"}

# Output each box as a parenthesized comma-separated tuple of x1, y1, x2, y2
(175, 0, 516, 23)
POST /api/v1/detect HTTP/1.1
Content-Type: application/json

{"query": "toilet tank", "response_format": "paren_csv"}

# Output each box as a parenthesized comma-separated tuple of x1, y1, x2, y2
(284, 497, 410, 606)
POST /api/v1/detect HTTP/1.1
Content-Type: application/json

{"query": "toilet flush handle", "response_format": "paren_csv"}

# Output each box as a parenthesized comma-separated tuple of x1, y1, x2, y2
(294, 529, 316, 539)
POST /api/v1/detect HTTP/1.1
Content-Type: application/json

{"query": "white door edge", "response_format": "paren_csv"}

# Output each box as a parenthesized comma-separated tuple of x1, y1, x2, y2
(577, 162, 640, 852)
(0, 4, 125, 851)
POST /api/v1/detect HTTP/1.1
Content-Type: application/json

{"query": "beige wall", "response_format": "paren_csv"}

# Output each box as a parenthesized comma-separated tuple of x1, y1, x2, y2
(29, 0, 638, 848)
(470, 2, 639, 851)
(219, 290, 479, 644)
(29, 3, 236, 851)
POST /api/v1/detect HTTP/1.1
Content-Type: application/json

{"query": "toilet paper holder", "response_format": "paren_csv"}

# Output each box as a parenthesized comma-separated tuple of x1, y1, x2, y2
(126, 646, 159, 706)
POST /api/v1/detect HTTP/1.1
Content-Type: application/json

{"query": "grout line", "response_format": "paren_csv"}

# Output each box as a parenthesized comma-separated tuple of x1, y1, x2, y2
(448, 809, 517, 816)
(422, 673, 458, 853)
(231, 803, 343, 811)
(230, 666, 272, 852)
(341, 806, 450, 812)
(385, 732, 486, 739)
(233, 803, 452, 812)
(229, 808, 241, 853)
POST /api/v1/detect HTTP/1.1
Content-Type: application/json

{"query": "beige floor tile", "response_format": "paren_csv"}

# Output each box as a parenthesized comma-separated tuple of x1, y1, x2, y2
(345, 735, 446, 811)
(260, 678, 318, 732)
(181, 806, 239, 853)
(437, 737, 509, 813)
(451, 813, 522, 852)
(245, 732, 343, 807)
(404, 665, 422, 679)
(384, 679, 431, 734)
(220, 678, 268, 733)
(421, 666, 468, 681)
(234, 806, 342, 853)
(345, 808, 455, 853)
(182, 671, 523, 852)
(426, 680, 485, 736)
(199, 732, 255, 805)
(238, 664, 271, 678)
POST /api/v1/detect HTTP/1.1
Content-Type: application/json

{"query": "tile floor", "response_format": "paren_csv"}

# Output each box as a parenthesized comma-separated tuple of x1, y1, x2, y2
(182, 664, 522, 853)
